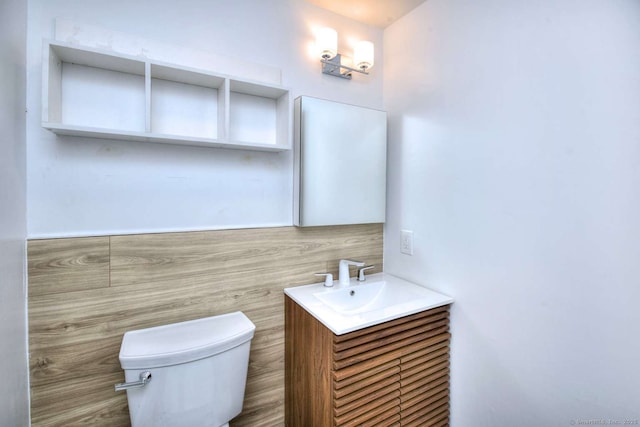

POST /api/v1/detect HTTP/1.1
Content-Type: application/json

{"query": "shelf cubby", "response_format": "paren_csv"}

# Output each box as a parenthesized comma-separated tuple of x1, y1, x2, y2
(42, 40, 291, 152)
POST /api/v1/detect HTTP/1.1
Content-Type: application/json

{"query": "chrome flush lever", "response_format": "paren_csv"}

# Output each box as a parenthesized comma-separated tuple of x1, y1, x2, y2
(357, 265, 375, 281)
(115, 371, 152, 392)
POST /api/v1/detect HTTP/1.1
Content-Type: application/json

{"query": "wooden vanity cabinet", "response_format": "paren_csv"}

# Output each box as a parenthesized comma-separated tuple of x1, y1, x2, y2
(285, 296, 451, 427)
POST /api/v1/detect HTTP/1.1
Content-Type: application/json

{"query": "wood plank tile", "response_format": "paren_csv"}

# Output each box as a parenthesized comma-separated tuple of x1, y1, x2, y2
(30, 336, 122, 388)
(28, 237, 109, 296)
(110, 225, 382, 287)
(30, 371, 129, 427)
(29, 261, 316, 351)
(29, 225, 383, 427)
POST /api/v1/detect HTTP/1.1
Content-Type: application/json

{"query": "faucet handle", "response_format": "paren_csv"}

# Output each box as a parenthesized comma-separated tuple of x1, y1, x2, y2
(357, 265, 375, 282)
(315, 272, 334, 287)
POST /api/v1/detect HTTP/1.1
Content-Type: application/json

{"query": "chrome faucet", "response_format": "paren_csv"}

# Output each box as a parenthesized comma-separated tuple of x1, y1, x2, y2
(357, 265, 375, 282)
(338, 259, 365, 286)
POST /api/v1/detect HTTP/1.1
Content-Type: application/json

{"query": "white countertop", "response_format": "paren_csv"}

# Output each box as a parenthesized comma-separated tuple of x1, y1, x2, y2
(284, 272, 453, 335)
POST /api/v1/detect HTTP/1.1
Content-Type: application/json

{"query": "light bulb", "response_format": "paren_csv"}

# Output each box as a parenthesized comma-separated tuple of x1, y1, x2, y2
(316, 27, 337, 60)
(354, 40, 374, 71)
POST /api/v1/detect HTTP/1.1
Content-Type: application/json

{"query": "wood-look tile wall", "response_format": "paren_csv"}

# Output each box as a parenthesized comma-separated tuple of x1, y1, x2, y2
(28, 224, 383, 427)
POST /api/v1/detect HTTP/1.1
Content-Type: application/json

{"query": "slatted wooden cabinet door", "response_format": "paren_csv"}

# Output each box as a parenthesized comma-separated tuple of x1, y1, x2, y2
(285, 296, 451, 427)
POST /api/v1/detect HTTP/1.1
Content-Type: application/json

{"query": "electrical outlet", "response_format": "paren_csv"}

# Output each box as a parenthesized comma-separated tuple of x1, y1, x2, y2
(401, 230, 414, 255)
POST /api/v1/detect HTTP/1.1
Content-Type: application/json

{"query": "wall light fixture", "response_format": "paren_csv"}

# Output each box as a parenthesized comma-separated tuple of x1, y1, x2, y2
(316, 27, 374, 80)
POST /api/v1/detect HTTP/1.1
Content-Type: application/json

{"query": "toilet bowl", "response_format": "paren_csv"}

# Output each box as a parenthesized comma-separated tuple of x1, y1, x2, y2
(116, 311, 256, 427)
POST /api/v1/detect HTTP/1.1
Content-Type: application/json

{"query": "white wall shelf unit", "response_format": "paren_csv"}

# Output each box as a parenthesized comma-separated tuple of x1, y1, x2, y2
(42, 40, 291, 152)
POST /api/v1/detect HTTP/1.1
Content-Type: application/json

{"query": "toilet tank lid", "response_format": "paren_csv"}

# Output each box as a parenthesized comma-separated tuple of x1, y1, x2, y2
(119, 311, 256, 369)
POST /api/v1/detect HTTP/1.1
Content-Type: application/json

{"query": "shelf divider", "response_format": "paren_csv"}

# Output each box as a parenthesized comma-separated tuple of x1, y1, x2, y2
(145, 62, 151, 133)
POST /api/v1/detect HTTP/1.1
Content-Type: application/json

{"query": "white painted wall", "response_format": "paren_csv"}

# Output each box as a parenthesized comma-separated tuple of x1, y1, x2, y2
(26, 0, 384, 238)
(384, 0, 640, 425)
(0, 0, 29, 424)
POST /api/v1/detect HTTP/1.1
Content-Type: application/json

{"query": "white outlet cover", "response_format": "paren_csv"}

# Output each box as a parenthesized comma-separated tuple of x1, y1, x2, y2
(401, 229, 414, 255)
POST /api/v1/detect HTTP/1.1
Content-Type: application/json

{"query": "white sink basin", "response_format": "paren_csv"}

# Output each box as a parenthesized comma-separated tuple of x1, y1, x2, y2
(284, 273, 453, 335)
(314, 281, 387, 314)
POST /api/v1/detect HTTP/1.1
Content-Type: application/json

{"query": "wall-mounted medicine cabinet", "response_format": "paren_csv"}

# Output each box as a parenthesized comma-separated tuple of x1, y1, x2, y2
(42, 40, 291, 152)
(294, 96, 387, 227)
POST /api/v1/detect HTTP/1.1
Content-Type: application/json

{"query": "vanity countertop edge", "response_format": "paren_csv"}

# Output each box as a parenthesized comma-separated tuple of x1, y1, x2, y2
(284, 272, 453, 335)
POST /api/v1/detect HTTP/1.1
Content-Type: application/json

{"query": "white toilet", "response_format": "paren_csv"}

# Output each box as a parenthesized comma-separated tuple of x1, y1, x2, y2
(116, 311, 256, 427)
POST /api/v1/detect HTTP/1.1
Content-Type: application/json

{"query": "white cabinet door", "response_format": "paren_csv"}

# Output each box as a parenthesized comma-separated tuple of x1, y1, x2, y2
(295, 96, 387, 226)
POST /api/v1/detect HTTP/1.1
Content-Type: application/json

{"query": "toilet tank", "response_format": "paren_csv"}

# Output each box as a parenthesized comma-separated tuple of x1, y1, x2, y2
(118, 311, 256, 427)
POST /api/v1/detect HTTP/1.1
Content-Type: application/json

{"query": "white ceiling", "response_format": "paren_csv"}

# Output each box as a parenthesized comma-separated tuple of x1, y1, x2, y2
(305, 0, 428, 28)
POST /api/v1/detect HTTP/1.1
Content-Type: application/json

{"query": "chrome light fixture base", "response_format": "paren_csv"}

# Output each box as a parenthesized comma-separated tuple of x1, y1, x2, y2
(321, 54, 369, 80)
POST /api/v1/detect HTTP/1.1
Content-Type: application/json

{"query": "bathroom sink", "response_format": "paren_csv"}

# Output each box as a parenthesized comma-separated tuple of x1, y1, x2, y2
(284, 273, 453, 335)
(313, 281, 386, 314)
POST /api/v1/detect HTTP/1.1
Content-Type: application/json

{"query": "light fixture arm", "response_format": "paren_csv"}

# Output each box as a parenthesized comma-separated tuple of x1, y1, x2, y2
(321, 54, 369, 80)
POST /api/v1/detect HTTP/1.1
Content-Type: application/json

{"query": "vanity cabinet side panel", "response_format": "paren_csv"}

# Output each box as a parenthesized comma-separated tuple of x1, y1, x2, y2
(285, 295, 334, 427)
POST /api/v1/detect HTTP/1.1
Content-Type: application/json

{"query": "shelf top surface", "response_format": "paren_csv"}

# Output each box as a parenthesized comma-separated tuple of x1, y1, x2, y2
(47, 40, 289, 94)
